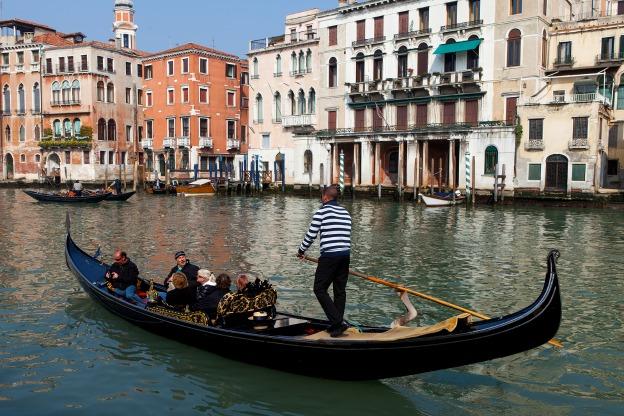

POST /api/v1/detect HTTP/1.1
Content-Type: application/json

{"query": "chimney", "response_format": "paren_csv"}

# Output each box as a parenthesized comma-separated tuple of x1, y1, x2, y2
(338, 0, 348, 6)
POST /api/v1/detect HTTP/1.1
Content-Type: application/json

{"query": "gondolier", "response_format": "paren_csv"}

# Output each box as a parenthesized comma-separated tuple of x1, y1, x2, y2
(298, 185, 352, 337)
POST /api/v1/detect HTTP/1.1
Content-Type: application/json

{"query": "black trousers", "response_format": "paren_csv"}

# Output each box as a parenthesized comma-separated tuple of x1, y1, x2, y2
(314, 256, 350, 328)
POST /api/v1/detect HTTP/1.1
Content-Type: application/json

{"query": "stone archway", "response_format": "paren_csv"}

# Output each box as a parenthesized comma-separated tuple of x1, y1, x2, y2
(46, 153, 61, 176)
(5, 153, 14, 179)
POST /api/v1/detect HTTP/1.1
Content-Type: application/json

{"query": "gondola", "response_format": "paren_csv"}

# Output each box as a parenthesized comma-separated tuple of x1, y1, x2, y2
(419, 192, 466, 207)
(65, 220, 561, 380)
(105, 191, 136, 201)
(24, 190, 111, 203)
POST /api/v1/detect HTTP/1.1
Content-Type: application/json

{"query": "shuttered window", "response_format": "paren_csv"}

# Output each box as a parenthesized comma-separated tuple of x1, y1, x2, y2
(442, 102, 456, 124)
(328, 26, 338, 46)
(398, 11, 409, 34)
(396, 105, 408, 130)
(355, 109, 366, 131)
(374, 16, 384, 38)
(505, 97, 517, 125)
(328, 110, 337, 131)
(416, 104, 428, 126)
(357, 20, 366, 41)
(417, 44, 429, 75)
(529, 119, 543, 140)
(572, 117, 588, 139)
(373, 106, 384, 130)
(464, 100, 478, 126)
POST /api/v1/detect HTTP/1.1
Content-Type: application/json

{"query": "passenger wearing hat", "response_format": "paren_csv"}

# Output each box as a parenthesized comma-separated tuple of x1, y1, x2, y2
(164, 251, 200, 285)
(190, 270, 231, 318)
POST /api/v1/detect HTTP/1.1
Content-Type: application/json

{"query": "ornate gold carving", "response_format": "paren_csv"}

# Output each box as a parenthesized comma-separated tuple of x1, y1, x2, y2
(146, 304, 210, 326)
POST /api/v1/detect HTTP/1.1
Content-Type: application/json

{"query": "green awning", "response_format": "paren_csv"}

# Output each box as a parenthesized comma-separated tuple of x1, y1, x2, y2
(433, 39, 481, 55)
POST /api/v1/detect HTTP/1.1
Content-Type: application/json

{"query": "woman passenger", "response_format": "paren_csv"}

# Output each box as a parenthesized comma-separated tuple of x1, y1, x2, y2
(166, 272, 196, 307)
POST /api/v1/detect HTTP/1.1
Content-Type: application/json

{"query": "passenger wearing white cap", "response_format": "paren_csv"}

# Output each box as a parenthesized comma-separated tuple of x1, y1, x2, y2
(190, 270, 230, 318)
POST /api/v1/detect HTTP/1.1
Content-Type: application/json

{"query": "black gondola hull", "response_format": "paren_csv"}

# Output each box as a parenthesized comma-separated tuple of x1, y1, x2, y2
(25, 190, 111, 203)
(65, 233, 561, 380)
(105, 191, 136, 201)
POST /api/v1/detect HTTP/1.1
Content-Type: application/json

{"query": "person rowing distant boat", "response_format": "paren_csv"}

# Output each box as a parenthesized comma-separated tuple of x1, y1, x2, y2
(297, 185, 352, 338)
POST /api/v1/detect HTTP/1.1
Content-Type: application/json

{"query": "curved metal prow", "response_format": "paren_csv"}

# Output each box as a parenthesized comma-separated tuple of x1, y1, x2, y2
(65, 211, 71, 235)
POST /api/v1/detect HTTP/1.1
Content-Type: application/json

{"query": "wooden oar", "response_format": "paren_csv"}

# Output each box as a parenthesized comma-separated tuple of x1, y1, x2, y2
(302, 255, 563, 348)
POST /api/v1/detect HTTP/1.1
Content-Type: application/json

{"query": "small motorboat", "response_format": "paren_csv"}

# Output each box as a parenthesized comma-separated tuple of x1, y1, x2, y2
(419, 192, 466, 207)
(24, 190, 111, 203)
(176, 179, 216, 196)
(65, 216, 562, 380)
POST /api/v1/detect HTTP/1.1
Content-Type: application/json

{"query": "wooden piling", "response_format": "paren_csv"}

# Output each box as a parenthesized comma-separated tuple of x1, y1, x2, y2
(471, 156, 476, 207)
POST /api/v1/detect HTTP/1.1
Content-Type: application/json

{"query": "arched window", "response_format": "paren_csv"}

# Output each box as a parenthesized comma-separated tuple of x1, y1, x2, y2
(73, 118, 81, 137)
(97, 81, 105, 102)
(63, 118, 72, 137)
(275, 54, 282, 75)
(2, 84, 10, 113)
(35, 154, 41, 163)
(541, 30, 548, 68)
(253, 57, 259, 77)
(19, 125, 25, 142)
(467, 35, 480, 69)
(17, 84, 25, 114)
(397, 46, 408, 77)
(444, 39, 456, 72)
(98, 118, 107, 140)
(106, 83, 115, 103)
(107, 119, 116, 141)
(299, 51, 305, 74)
(255, 93, 263, 122)
(288, 90, 295, 115)
(20, 154, 25, 163)
(303, 149, 313, 174)
(4, 125, 10, 142)
(308, 88, 316, 114)
(297, 89, 306, 115)
(34, 125, 41, 141)
(181, 150, 189, 170)
(328, 57, 337, 88)
(33, 83, 41, 113)
(291, 52, 297, 73)
(71, 80, 80, 102)
(53, 119, 62, 137)
(273, 92, 282, 122)
(507, 29, 521, 67)
(61, 80, 71, 103)
(617, 74, 624, 110)
(417, 43, 428, 76)
(484, 145, 498, 175)
(355, 52, 365, 83)
(306, 49, 312, 72)
(373, 50, 383, 81)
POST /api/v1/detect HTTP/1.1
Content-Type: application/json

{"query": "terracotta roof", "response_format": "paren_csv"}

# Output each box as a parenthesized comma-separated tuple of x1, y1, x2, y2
(0, 18, 55, 32)
(33, 33, 74, 47)
(145, 42, 240, 60)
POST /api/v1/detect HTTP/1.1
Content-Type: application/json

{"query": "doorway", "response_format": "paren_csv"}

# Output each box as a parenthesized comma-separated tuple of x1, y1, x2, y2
(545, 154, 568, 191)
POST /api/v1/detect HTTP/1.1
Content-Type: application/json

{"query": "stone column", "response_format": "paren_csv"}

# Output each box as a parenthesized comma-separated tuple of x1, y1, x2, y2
(360, 141, 372, 185)
(353, 143, 360, 185)
(448, 140, 455, 189)
(414, 140, 420, 189)
(398, 140, 404, 191)
(374, 141, 381, 185)
(422, 140, 429, 188)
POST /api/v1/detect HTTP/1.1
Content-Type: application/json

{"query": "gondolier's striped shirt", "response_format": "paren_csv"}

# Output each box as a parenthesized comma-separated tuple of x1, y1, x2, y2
(299, 200, 351, 257)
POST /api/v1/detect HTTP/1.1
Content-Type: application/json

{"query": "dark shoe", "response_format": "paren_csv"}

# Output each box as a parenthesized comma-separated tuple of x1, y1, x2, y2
(329, 322, 349, 338)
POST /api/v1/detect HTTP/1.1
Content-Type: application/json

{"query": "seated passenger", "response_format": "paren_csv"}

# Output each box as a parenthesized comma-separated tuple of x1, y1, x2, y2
(235, 274, 249, 293)
(165, 272, 197, 307)
(106, 249, 146, 306)
(190, 271, 231, 318)
(164, 251, 200, 285)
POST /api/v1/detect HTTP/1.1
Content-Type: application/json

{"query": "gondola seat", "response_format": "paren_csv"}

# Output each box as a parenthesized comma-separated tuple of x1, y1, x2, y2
(216, 283, 277, 327)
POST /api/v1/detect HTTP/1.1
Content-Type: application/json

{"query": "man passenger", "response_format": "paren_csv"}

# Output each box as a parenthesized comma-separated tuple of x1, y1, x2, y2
(164, 251, 200, 285)
(106, 249, 145, 305)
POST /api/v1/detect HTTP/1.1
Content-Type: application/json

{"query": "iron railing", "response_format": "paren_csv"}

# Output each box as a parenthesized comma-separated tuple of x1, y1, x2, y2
(316, 121, 507, 137)
(394, 28, 431, 40)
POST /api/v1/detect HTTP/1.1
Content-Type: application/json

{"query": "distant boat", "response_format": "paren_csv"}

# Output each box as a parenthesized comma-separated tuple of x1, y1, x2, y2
(419, 192, 466, 207)
(105, 191, 136, 201)
(24, 190, 111, 203)
(176, 179, 216, 196)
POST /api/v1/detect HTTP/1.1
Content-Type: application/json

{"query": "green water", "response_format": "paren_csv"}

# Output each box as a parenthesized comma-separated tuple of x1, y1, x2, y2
(0, 189, 622, 415)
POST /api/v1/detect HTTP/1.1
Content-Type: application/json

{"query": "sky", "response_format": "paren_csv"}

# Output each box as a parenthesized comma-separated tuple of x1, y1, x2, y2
(2, 0, 340, 57)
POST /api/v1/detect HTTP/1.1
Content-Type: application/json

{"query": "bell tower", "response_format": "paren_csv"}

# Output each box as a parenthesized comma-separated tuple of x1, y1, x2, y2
(113, 0, 138, 50)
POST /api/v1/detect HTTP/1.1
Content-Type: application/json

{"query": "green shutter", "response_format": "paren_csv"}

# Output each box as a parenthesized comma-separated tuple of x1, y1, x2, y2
(528, 164, 541, 181)
(572, 164, 586, 181)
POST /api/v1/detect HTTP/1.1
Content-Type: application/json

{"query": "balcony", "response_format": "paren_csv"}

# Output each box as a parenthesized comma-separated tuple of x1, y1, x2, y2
(440, 20, 483, 32)
(316, 120, 507, 138)
(30, 63, 40, 72)
(290, 68, 311, 77)
(394, 28, 431, 41)
(524, 139, 544, 151)
(352, 36, 386, 48)
(199, 137, 213, 148)
(596, 52, 624, 64)
(178, 137, 190, 148)
(140, 139, 153, 149)
(282, 114, 316, 127)
(163, 138, 176, 148)
(523, 92, 611, 106)
(227, 138, 240, 150)
(249, 30, 318, 52)
(50, 100, 81, 106)
(1, 65, 9, 73)
(349, 80, 384, 95)
(274, 72, 282, 77)
(569, 138, 589, 150)
(553, 56, 575, 67)
(16, 64, 24, 72)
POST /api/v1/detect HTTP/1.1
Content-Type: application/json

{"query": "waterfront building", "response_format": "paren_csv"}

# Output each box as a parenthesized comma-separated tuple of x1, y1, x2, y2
(247, 9, 324, 186)
(0, 0, 144, 183)
(141, 44, 249, 181)
(517, 0, 624, 194)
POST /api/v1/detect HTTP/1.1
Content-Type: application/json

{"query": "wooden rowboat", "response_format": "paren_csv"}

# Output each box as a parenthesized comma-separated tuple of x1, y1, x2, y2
(65, 220, 561, 380)
(176, 179, 216, 196)
(24, 190, 111, 203)
(419, 193, 466, 207)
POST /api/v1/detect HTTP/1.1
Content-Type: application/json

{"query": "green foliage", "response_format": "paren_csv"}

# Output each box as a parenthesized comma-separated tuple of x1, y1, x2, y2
(79, 125, 93, 138)
(40, 138, 93, 150)
(514, 124, 523, 146)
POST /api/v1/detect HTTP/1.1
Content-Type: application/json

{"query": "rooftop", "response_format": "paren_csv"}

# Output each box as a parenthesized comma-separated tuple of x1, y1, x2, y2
(144, 42, 241, 61)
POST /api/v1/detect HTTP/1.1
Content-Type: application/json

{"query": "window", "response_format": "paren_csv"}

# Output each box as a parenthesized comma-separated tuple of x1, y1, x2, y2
(306, 49, 312, 73)
(467, 35, 480, 69)
(146, 120, 153, 139)
(328, 26, 338, 46)
(510, 0, 522, 14)
(181, 57, 189, 74)
(167, 118, 175, 137)
(354, 109, 366, 132)
(227, 90, 236, 107)
(373, 50, 383, 80)
(71, 80, 80, 102)
(53, 119, 61, 137)
(73, 118, 81, 136)
(19, 125, 25, 142)
(241, 125, 247, 143)
(528, 164, 541, 181)
(34, 125, 41, 141)
(446, 2, 458, 26)
(99, 151, 106, 164)
(107, 119, 116, 141)
(45, 58, 52, 74)
(80, 55, 88, 71)
(167, 87, 174, 105)
(20, 154, 26, 163)
(32, 50, 40, 63)
(291, 52, 298, 73)
(419, 7, 429, 31)
(33, 83, 41, 113)
(417, 43, 429, 75)
(442, 101, 456, 124)
(255, 94, 264, 122)
(275, 54, 282, 76)
(199, 86, 209, 104)
(618, 74, 624, 109)
(529, 119, 544, 140)
(541, 31, 548, 67)
(299, 52, 305, 74)
(356, 20, 366, 41)
(97, 56, 104, 71)
(107, 58, 114, 73)
(108, 151, 114, 165)
(61, 81, 71, 103)
(63, 118, 72, 137)
(137, 64, 143, 77)
(328, 58, 337, 88)
(543, 0, 548, 15)
(83, 151, 90, 165)
(444, 39, 456, 72)
(416, 104, 428, 126)
(607, 160, 619, 176)
(98, 118, 106, 140)
(125, 125, 132, 142)
(17, 84, 25, 114)
(125, 62, 132, 75)
(507, 29, 521, 67)
(144, 65, 153, 79)
(146, 90, 153, 107)
(125, 87, 132, 104)
(260, 133, 270, 149)
(397, 46, 408, 77)
(227, 120, 236, 139)
(35, 154, 41, 163)
(469, 0, 480, 21)
(59, 57, 65, 73)
(123, 34, 131, 49)
(396, 106, 408, 130)
(328, 110, 337, 130)
(374, 16, 384, 39)
(572, 164, 586, 181)
(4, 126, 10, 142)
(355, 53, 365, 82)
(484, 146, 498, 175)
(137, 89, 143, 105)
(572, 117, 588, 139)
(226, 63, 237, 78)
(373, 105, 385, 130)
(167, 60, 174, 76)
(398, 11, 409, 34)
(199, 58, 208, 74)
(181, 86, 189, 103)
(199, 117, 210, 137)
(52, 81, 61, 104)
(2, 85, 10, 113)
(241, 71, 249, 85)
(297, 90, 306, 115)
(67, 56, 74, 72)
(181, 117, 190, 137)
(619, 0, 624, 15)
(601, 37, 615, 60)
(465, 100, 478, 126)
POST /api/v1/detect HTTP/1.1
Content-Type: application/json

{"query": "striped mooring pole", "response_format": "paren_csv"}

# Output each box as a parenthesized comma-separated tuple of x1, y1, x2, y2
(465, 151, 471, 201)
(339, 149, 345, 194)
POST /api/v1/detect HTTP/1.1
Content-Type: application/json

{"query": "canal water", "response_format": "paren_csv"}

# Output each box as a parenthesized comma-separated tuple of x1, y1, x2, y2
(0, 189, 622, 415)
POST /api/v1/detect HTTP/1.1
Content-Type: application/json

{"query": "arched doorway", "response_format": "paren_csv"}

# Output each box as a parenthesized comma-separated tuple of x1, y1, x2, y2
(158, 154, 166, 176)
(387, 150, 399, 185)
(545, 154, 568, 192)
(46, 153, 61, 176)
(5, 153, 14, 179)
